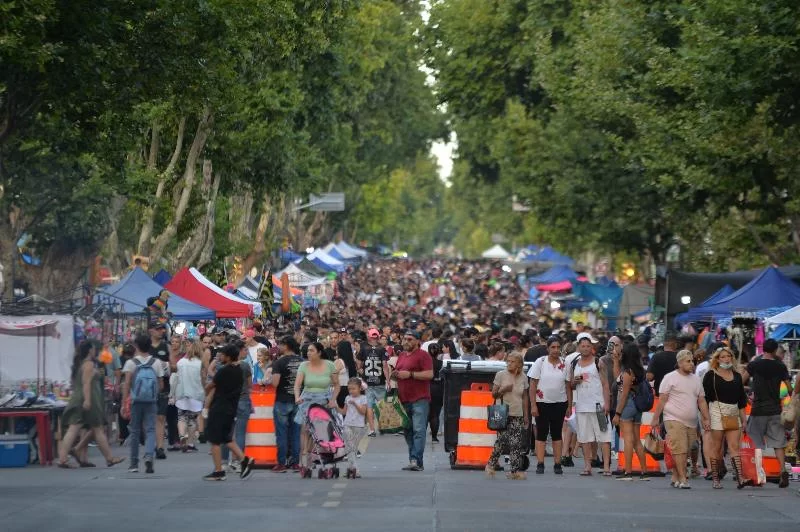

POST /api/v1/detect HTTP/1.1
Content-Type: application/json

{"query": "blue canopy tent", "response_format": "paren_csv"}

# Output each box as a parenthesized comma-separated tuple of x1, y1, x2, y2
(337, 241, 368, 258)
(675, 284, 736, 325)
(96, 267, 215, 320)
(279, 249, 303, 263)
(152, 269, 172, 286)
(522, 246, 574, 266)
(307, 249, 346, 272)
(685, 267, 800, 321)
(770, 324, 800, 341)
(529, 265, 578, 284)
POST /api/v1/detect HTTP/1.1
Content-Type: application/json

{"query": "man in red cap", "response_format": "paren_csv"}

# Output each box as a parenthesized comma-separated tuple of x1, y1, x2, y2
(357, 327, 390, 436)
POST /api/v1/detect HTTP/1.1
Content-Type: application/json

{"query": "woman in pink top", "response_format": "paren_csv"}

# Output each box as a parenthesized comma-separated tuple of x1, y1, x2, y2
(651, 350, 710, 489)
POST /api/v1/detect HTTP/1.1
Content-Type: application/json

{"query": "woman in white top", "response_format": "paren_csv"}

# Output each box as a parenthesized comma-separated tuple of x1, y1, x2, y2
(335, 342, 358, 408)
(174, 341, 205, 452)
(528, 336, 572, 474)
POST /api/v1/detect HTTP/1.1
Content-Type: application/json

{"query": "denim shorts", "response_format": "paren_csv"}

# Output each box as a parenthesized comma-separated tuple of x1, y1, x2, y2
(620, 394, 642, 423)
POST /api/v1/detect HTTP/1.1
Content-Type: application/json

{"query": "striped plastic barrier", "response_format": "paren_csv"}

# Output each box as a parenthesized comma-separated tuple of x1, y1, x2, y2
(617, 394, 663, 475)
(453, 383, 496, 469)
(245, 386, 277, 468)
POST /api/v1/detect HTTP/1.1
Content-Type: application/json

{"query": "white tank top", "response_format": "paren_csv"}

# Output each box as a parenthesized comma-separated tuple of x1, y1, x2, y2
(338, 361, 349, 386)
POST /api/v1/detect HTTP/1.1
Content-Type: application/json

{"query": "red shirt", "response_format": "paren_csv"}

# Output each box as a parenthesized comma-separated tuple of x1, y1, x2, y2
(395, 349, 433, 403)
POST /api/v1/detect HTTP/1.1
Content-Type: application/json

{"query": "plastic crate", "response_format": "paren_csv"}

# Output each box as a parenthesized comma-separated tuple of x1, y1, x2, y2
(0, 434, 30, 467)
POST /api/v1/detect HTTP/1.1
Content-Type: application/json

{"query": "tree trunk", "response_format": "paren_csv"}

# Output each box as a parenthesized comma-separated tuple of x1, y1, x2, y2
(790, 216, 800, 257)
(137, 117, 187, 256)
(174, 159, 219, 270)
(236, 192, 272, 285)
(150, 108, 213, 262)
(101, 195, 128, 274)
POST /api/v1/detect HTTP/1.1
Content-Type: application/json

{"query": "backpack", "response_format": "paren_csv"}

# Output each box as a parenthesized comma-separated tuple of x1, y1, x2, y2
(570, 355, 599, 379)
(131, 358, 158, 404)
(632, 376, 654, 412)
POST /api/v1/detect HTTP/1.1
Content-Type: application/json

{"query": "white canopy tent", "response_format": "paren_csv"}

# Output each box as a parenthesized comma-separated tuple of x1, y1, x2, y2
(0, 315, 74, 384)
(481, 244, 511, 260)
(766, 305, 800, 325)
(277, 263, 328, 288)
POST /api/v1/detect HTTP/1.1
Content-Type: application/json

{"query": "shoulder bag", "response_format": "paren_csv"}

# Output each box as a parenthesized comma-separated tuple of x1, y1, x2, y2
(713, 371, 739, 431)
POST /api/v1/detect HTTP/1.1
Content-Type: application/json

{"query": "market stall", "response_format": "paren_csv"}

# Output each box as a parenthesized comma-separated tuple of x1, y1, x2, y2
(166, 267, 260, 318)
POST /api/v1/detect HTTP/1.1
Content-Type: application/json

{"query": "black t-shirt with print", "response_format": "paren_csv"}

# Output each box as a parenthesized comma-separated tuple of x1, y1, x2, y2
(648, 350, 677, 397)
(272, 354, 303, 403)
(210, 363, 243, 415)
(358, 345, 387, 386)
(150, 340, 170, 392)
(746, 357, 790, 416)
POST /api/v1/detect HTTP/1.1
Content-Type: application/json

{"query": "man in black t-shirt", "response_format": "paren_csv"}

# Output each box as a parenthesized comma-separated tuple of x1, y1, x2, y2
(646, 331, 678, 397)
(358, 329, 389, 436)
(742, 339, 793, 488)
(270, 335, 303, 471)
(149, 322, 171, 459)
(203, 344, 254, 481)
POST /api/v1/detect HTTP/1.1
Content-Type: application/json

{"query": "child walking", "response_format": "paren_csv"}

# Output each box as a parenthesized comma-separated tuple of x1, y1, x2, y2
(338, 378, 368, 478)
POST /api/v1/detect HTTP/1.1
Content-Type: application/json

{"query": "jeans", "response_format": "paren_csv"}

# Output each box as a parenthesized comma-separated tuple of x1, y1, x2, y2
(274, 400, 300, 466)
(222, 396, 252, 461)
(403, 400, 430, 467)
(129, 402, 156, 466)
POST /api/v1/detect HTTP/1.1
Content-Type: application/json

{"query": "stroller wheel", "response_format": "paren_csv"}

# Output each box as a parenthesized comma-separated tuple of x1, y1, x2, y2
(333, 467, 340, 478)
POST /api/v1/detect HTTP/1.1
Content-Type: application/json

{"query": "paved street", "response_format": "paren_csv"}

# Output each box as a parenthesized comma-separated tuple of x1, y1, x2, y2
(3, 435, 800, 532)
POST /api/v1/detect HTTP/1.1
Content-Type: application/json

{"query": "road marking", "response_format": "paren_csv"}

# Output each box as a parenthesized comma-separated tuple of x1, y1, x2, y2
(296, 502, 309, 508)
(333, 483, 346, 489)
(322, 501, 340, 508)
(327, 491, 343, 498)
(301, 491, 314, 497)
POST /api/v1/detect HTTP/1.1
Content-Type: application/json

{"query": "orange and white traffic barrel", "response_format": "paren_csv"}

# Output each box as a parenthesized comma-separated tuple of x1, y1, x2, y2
(453, 383, 497, 469)
(245, 386, 278, 468)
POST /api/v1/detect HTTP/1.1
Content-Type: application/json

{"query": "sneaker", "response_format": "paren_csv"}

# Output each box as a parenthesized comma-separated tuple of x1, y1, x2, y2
(402, 460, 419, 471)
(560, 456, 575, 467)
(536, 463, 545, 474)
(679, 481, 691, 489)
(203, 471, 226, 481)
(272, 464, 288, 473)
(128, 465, 139, 473)
(198, 432, 207, 444)
(553, 464, 563, 475)
(409, 463, 424, 472)
(590, 458, 603, 468)
(240, 457, 254, 480)
(155, 448, 166, 460)
(779, 471, 789, 488)
(168, 445, 182, 452)
(368, 431, 377, 438)
(227, 461, 240, 473)
(145, 459, 154, 474)
(290, 464, 301, 473)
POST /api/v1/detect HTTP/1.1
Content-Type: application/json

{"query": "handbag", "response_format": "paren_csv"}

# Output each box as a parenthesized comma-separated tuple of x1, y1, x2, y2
(487, 398, 509, 431)
(643, 427, 665, 460)
(713, 371, 739, 431)
(373, 391, 409, 434)
(780, 392, 799, 428)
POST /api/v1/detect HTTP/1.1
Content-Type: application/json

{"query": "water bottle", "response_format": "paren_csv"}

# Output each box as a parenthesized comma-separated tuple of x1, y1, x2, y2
(596, 402, 608, 432)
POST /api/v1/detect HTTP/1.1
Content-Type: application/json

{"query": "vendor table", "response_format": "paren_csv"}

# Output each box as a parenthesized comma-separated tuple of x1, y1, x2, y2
(0, 408, 56, 465)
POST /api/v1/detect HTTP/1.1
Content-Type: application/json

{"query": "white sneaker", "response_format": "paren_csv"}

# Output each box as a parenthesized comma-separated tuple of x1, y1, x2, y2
(228, 460, 241, 473)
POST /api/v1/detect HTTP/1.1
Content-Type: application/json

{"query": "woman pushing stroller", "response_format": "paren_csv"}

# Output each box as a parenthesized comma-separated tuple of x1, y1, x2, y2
(294, 342, 340, 476)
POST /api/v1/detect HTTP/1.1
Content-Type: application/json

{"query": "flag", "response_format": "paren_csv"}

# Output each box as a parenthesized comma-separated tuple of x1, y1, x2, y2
(258, 264, 274, 319)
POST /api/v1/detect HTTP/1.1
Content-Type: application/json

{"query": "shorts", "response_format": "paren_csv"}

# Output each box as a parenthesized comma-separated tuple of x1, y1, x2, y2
(575, 412, 613, 444)
(157, 393, 169, 417)
(664, 420, 695, 455)
(366, 386, 386, 409)
(178, 409, 199, 424)
(205, 409, 235, 445)
(747, 415, 786, 450)
(620, 395, 642, 423)
(709, 401, 741, 431)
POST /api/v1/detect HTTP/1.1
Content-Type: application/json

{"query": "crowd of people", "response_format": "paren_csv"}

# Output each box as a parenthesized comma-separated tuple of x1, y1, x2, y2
(56, 259, 797, 489)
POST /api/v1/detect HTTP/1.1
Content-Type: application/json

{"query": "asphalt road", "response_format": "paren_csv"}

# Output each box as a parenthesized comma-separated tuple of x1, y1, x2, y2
(2, 434, 799, 532)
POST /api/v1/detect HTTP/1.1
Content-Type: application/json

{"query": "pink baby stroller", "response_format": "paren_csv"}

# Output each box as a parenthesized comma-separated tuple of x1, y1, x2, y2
(302, 403, 347, 479)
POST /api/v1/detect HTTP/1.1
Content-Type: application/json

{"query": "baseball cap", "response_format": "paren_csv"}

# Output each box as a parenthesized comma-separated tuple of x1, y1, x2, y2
(244, 329, 255, 339)
(368, 328, 380, 339)
(576, 332, 599, 344)
(404, 330, 420, 340)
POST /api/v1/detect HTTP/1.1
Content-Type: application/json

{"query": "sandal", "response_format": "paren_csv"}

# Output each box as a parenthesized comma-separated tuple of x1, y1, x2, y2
(69, 450, 95, 468)
(106, 457, 126, 468)
(58, 461, 75, 469)
(602, 470, 613, 477)
(580, 470, 592, 476)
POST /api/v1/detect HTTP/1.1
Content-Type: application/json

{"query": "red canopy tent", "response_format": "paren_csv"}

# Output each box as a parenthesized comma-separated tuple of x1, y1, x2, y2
(166, 268, 255, 318)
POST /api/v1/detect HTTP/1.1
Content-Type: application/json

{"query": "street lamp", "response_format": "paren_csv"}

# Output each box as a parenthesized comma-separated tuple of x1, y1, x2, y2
(680, 295, 691, 305)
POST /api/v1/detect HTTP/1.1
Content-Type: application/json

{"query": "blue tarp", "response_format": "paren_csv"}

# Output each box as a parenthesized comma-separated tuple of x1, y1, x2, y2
(522, 246, 574, 265)
(529, 265, 578, 284)
(96, 267, 215, 319)
(152, 269, 172, 286)
(571, 280, 623, 329)
(692, 267, 800, 318)
(279, 249, 303, 263)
